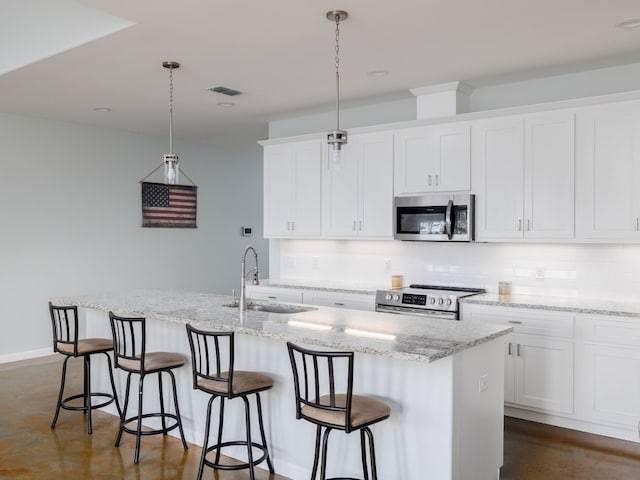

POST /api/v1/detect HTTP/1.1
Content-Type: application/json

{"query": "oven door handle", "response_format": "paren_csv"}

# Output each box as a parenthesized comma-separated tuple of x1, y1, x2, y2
(445, 199, 453, 239)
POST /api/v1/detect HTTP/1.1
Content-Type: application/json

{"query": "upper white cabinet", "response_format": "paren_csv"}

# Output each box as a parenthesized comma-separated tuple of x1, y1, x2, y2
(263, 140, 322, 238)
(575, 100, 640, 241)
(394, 123, 471, 195)
(323, 132, 394, 238)
(473, 111, 575, 241)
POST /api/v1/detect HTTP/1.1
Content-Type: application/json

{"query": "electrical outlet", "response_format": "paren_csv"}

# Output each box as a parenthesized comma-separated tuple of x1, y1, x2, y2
(535, 265, 545, 281)
(478, 374, 489, 393)
(384, 258, 391, 273)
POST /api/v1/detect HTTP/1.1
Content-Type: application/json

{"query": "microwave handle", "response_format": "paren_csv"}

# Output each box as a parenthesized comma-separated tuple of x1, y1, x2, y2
(445, 199, 453, 239)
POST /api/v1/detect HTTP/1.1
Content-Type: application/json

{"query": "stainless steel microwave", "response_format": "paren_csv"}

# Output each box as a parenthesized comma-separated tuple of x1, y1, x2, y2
(394, 194, 475, 241)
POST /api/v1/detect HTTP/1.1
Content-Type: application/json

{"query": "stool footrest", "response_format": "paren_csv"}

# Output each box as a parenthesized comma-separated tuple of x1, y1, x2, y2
(203, 440, 270, 471)
(121, 412, 181, 437)
(61, 392, 117, 412)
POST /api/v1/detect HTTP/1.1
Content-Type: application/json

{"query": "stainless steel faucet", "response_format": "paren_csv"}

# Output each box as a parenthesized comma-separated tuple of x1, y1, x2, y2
(240, 245, 260, 311)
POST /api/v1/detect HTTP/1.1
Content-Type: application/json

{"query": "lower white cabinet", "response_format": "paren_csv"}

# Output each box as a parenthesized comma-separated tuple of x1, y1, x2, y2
(462, 304, 574, 414)
(246, 286, 304, 304)
(575, 314, 640, 430)
(303, 290, 375, 311)
(246, 285, 374, 311)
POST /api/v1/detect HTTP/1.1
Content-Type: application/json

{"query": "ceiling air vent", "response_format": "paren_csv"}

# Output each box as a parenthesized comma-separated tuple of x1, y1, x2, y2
(208, 86, 243, 96)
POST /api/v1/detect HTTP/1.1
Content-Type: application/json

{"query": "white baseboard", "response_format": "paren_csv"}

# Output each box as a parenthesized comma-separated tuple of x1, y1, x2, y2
(0, 347, 53, 364)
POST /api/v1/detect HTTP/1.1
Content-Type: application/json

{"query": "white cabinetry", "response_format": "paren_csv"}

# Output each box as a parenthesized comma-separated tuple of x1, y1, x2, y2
(394, 123, 471, 195)
(303, 290, 375, 311)
(473, 111, 575, 241)
(263, 140, 322, 238)
(575, 314, 640, 431)
(246, 286, 304, 304)
(462, 304, 574, 414)
(575, 100, 640, 241)
(323, 132, 393, 238)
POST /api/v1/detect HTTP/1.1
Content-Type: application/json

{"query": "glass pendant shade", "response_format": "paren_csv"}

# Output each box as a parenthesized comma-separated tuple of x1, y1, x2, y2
(164, 153, 179, 184)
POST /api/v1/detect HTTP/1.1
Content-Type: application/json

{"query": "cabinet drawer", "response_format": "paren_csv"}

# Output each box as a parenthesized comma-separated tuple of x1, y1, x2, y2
(464, 304, 574, 338)
(577, 315, 640, 346)
(304, 291, 375, 312)
(246, 286, 304, 304)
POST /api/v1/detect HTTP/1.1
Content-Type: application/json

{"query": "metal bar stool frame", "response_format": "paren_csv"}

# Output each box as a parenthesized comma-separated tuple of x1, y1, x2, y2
(109, 312, 188, 464)
(186, 324, 275, 480)
(287, 341, 391, 480)
(49, 302, 120, 434)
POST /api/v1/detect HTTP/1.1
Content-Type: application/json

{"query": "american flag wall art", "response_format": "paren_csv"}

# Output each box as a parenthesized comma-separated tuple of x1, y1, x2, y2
(141, 182, 197, 228)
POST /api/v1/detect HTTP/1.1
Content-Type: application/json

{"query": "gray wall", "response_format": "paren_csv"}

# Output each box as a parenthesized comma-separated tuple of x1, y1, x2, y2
(1, 112, 267, 359)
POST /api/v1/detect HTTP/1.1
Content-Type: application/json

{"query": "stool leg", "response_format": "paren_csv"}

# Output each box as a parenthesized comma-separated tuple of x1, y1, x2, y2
(85, 355, 93, 434)
(363, 427, 378, 480)
(104, 352, 121, 417)
(115, 372, 132, 447)
(360, 429, 369, 480)
(51, 356, 70, 429)
(134, 373, 145, 464)
(158, 371, 167, 434)
(255, 392, 274, 473)
(319, 427, 333, 480)
(310, 425, 322, 480)
(167, 369, 188, 451)
(214, 397, 226, 465)
(242, 396, 256, 480)
(197, 394, 216, 480)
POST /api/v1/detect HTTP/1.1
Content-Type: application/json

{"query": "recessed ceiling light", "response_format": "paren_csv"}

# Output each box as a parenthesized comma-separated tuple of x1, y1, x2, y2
(616, 18, 640, 29)
(217, 102, 235, 108)
(92, 107, 112, 112)
(367, 70, 389, 77)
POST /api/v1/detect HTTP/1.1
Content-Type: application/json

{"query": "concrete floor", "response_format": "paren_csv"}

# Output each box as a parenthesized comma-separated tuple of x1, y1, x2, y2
(1, 354, 640, 479)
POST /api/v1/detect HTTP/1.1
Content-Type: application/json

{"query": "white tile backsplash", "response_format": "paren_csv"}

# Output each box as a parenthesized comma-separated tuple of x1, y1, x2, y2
(273, 240, 640, 301)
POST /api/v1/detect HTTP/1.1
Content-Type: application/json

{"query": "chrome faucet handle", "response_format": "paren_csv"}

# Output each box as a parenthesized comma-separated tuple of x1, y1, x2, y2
(252, 267, 260, 285)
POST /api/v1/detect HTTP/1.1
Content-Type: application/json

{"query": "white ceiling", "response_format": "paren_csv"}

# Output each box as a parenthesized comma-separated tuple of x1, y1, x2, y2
(2, 0, 640, 144)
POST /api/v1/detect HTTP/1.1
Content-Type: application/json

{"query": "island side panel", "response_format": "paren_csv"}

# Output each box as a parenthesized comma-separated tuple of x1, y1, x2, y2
(452, 336, 504, 480)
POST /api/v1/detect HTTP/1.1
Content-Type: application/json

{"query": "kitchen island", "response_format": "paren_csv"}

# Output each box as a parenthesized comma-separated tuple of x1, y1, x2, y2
(53, 290, 511, 480)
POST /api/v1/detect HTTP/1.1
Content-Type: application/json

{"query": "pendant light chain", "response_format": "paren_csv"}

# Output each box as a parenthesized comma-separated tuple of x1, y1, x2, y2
(334, 13, 341, 131)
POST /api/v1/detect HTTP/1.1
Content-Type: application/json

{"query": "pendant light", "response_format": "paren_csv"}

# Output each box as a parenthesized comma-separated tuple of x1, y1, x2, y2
(326, 10, 348, 171)
(162, 60, 180, 185)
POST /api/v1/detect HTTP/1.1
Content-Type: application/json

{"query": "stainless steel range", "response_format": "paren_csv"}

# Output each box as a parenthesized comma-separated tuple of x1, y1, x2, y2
(375, 284, 485, 320)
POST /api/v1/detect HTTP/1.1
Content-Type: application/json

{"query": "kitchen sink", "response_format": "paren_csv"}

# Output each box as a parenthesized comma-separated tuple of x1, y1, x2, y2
(223, 302, 316, 314)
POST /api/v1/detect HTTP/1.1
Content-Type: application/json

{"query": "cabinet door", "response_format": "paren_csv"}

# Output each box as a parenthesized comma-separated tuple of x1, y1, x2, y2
(513, 334, 574, 414)
(291, 142, 322, 236)
(358, 133, 394, 238)
(433, 124, 471, 192)
(504, 333, 516, 403)
(264, 145, 294, 237)
(394, 127, 432, 195)
(576, 101, 640, 240)
(472, 117, 525, 240)
(323, 141, 359, 237)
(524, 111, 575, 239)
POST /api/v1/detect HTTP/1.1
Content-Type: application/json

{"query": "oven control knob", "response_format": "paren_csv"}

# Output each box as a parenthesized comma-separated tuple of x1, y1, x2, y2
(437, 298, 444, 305)
(445, 298, 453, 306)
(385, 293, 392, 301)
(393, 294, 400, 302)
(429, 297, 436, 305)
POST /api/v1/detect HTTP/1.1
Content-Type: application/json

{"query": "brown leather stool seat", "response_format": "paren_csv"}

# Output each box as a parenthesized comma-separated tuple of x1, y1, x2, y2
(186, 324, 275, 480)
(287, 342, 391, 480)
(109, 312, 188, 464)
(49, 302, 120, 434)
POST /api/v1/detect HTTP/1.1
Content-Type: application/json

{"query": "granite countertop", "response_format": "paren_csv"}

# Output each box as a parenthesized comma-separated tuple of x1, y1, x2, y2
(52, 289, 511, 364)
(462, 293, 640, 318)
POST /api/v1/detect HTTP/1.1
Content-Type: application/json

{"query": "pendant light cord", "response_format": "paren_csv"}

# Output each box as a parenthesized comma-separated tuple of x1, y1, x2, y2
(168, 66, 174, 154)
(334, 13, 341, 131)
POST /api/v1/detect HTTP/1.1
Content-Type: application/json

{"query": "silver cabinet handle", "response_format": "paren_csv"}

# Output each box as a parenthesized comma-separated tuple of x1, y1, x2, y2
(508, 320, 522, 324)
(353, 220, 357, 231)
(291, 221, 295, 231)
(636, 218, 639, 232)
(268, 296, 277, 299)
(508, 342, 512, 356)
(517, 344, 521, 357)
(435, 175, 439, 186)
(358, 221, 362, 231)
(527, 219, 531, 231)
(287, 221, 291, 231)
(334, 302, 345, 306)
(518, 219, 522, 231)
(428, 175, 432, 186)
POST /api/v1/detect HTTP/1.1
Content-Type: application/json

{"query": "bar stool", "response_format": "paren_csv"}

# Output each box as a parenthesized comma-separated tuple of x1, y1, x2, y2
(109, 312, 188, 463)
(49, 302, 120, 434)
(286, 342, 391, 480)
(185, 324, 275, 480)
